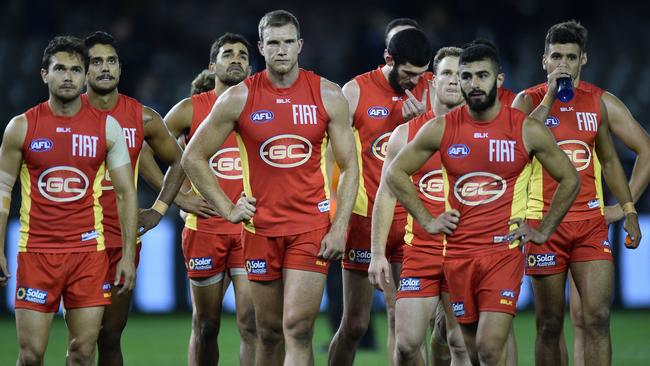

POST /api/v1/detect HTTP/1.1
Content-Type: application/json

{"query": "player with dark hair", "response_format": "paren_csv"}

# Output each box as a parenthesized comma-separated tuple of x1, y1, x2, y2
(190, 69, 216, 96)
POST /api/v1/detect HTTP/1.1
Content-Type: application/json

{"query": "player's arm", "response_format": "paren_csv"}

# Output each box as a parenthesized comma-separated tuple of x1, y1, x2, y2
(0, 115, 27, 286)
(601, 91, 650, 223)
(182, 83, 255, 223)
(319, 79, 359, 261)
(511, 91, 533, 114)
(105, 116, 138, 293)
(368, 123, 407, 289)
(386, 117, 459, 235)
(595, 105, 641, 248)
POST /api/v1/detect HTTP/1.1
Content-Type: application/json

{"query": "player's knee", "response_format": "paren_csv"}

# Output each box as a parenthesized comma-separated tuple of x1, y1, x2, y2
(284, 318, 314, 347)
(570, 305, 585, 329)
(68, 339, 96, 365)
(258, 324, 283, 348)
(97, 325, 124, 351)
(537, 313, 564, 338)
(446, 327, 466, 354)
(583, 306, 610, 332)
(18, 346, 45, 366)
(432, 319, 448, 346)
(340, 315, 370, 341)
(476, 339, 503, 365)
(236, 307, 257, 342)
(197, 315, 221, 340)
(395, 334, 420, 361)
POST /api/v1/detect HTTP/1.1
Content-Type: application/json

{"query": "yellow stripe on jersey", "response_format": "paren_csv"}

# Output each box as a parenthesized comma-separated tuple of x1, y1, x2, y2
(404, 213, 414, 245)
(93, 162, 106, 251)
(18, 163, 31, 252)
(184, 182, 202, 230)
(441, 165, 451, 256)
(133, 156, 140, 188)
(352, 128, 369, 216)
(320, 133, 331, 201)
(526, 157, 544, 220)
(593, 149, 604, 215)
(236, 133, 255, 233)
(509, 162, 532, 249)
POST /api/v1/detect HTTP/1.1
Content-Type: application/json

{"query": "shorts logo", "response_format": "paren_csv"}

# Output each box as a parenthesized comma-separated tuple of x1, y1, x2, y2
(260, 134, 312, 168)
(210, 148, 243, 180)
(452, 301, 465, 317)
(347, 249, 371, 264)
(527, 253, 556, 268)
(500, 299, 513, 306)
(447, 144, 470, 158)
(454, 172, 507, 206)
(399, 277, 421, 292)
(16, 287, 48, 305)
(418, 170, 444, 202)
(246, 259, 267, 274)
(30, 138, 53, 152)
(250, 110, 274, 124)
(188, 257, 213, 271)
(501, 289, 515, 299)
(37, 166, 89, 203)
(558, 140, 591, 171)
(317, 200, 330, 213)
(81, 230, 98, 242)
(102, 282, 112, 291)
(602, 240, 611, 248)
(587, 199, 600, 209)
(545, 115, 560, 128)
(367, 106, 390, 119)
(371, 132, 391, 161)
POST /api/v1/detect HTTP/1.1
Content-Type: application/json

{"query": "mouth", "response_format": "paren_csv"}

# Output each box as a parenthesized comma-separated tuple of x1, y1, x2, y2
(227, 66, 244, 73)
(96, 74, 114, 81)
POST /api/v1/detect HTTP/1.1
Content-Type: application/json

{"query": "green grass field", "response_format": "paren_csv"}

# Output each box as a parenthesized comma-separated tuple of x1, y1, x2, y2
(1, 310, 649, 365)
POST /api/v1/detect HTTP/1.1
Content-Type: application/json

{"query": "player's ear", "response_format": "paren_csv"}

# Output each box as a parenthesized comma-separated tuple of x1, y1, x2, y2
(257, 41, 264, 56)
(541, 53, 547, 71)
(385, 53, 394, 67)
(208, 62, 216, 72)
(297, 38, 304, 54)
(41, 68, 48, 84)
(580, 52, 588, 67)
(497, 73, 505, 88)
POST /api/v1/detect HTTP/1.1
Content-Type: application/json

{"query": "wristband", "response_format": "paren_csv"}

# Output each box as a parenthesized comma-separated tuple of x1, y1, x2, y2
(152, 200, 169, 216)
(622, 202, 637, 215)
(0, 191, 10, 215)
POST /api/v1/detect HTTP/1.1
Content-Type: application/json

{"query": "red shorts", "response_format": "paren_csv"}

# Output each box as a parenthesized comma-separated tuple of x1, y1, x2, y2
(15, 251, 111, 312)
(182, 228, 245, 278)
(343, 214, 405, 271)
(443, 249, 524, 324)
(525, 217, 611, 276)
(105, 245, 142, 285)
(397, 244, 447, 299)
(242, 226, 330, 281)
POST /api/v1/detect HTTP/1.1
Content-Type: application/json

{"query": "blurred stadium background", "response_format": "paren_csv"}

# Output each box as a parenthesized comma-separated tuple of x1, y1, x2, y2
(1, 0, 649, 364)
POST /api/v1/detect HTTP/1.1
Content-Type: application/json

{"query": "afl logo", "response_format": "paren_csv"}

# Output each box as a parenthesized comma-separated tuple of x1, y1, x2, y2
(371, 132, 391, 161)
(37, 166, 89, 202)
(418, 170, 444, 202)
(367, 106, 389, 119)
(447, 144, 470, 158)
(29, 138, 53, 152)
(260, 134, 312, 168)
(250, 110, 274, 124)
(545, 115, 560, 128)
(210, 148, 242, 180)
(454, 172, 506, 206)
(558, 140, 591, 171)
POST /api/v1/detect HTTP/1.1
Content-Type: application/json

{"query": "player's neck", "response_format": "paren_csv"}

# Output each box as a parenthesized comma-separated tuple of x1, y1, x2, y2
(266, 65, 300, 88)
(213, 80, 230, 97)
(433, 98, 462, 116)
(48, 96, 82, 117)
(87, 88, 119, 111)
(380, 64, 393, 84)
(468, 99, 501, 122)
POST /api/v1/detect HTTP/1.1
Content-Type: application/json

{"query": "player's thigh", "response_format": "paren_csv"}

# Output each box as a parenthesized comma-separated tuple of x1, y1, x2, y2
(531, 271, 568, 316)
(476, 311, 513, 351)
(15, 309, 55, 353)
(101, 287, 133, 330)
(341, 268, 375, 317)
(570, 260, 613, 309)
(190, 275, 226, 316)
(283, 269, 326, 325)
(395, 296, 438, 345)
(231, 273, 256, 322)
(249, 279, 284, 328)
(66, 306, 105, 344)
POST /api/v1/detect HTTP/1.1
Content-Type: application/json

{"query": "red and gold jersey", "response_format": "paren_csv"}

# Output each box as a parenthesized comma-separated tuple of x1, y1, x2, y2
(185, 90, 242, 234)
(498, 87, 517, 107)
(19, 101, 108, 253)
(440, 105, 531, 257)
(404, 110, 445, 252)
(236, 69, 331, 236)
(524, 81, 604, 221)
(82, 94, 144, 247)
(352, 67, 433, 217)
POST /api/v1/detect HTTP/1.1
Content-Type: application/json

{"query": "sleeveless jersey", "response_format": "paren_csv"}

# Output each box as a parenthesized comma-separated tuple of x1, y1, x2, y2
(498, 87, 517, 107)
(352, 67, 433, 218)
(82, 94, 144, 247)
(524, 81, 604, 221)
(236, 69, 331, 236)
(185, 90, 242, 234)
(19, 101, 108, 253)
(440, 105, 531, 257)
(404, 110, 444, 253)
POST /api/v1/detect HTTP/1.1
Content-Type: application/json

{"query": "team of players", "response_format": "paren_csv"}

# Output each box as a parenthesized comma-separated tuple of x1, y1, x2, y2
(0, 8, 647, 366)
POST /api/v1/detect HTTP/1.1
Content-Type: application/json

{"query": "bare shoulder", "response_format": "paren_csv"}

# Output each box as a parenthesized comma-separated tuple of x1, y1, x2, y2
(216, 82, 249, 117)
(511, 90, 532, 113)
(4, 114, 28, 141)
(142, 105, 163, 125)
(320, 77, 347, 114)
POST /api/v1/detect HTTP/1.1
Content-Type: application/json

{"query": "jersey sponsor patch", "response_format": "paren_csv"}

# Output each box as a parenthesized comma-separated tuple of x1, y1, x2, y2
(246, 259, 267, 274)
(527, 253, 556, 268)
(317, 200, 330, 213)
(452, 301, 465, 317)
(588, 199, 600, 209)
(367, 106, 390, 119)
(188, 257, 213, 271)
(250, 110, 274, 124)
(29, 138, 53, 152)
(399, 277, 421, 292)
(447, 144, 470, 158)
(347, 248, 371, 264)
(16, 287, 48, 305)
(81, 230, 98, 241)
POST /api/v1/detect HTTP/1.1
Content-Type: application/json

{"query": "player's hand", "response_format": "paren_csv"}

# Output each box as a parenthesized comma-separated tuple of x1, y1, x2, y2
(175, 192, 219, 219)
(507, 218, 548, 246)
(545, 66, 572, 99)
(0, 254, 10, 288)
(137, 208, 163, 236)
(368, 254, 391, 291)
(604, 204, 625, 225)
(114, 256, 136, 295)
(623, 212, 642, 249)
(402, 89, 428, 121)
(423, 209, 460, 235)
(227, 193, 256, 223)
(318, 226, 346, 260)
